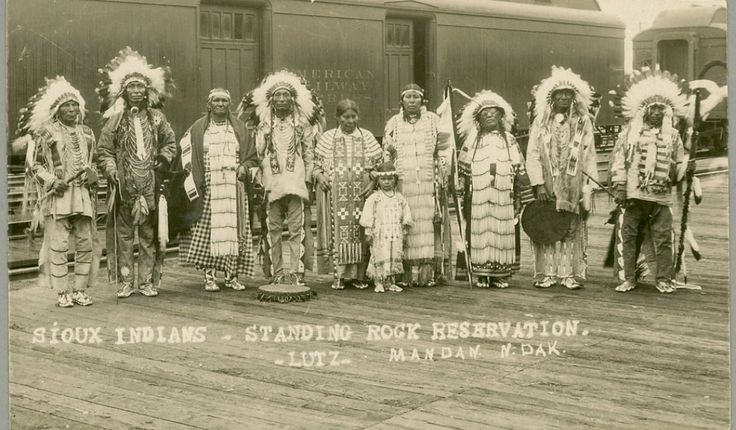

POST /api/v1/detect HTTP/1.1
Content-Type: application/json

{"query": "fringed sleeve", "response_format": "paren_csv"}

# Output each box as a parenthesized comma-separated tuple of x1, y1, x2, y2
(97, 119, 118, 178)
(508, 134, 524, 166)
(362, 129, 383, 170)
(581, 117, 599, 185)
(313, 130, 333, 178)
(255, 126, 267, 158)
(609, 126, 629, 185)
(673, 133, 688, 182)
(359, 193, 377, 230)
(31, 131, 56, 187)
(525, 120, 545, 186)
(302, 126, 316, 182)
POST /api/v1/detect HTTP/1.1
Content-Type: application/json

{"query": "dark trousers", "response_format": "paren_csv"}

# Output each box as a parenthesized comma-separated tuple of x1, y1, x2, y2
(621, 199, 673, 282)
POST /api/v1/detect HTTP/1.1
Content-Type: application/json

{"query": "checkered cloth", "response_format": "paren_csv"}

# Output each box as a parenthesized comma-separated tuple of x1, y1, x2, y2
(183, 157, 255, 276)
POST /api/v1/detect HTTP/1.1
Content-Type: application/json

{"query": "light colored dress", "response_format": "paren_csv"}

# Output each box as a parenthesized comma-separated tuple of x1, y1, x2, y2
(383, 109, 449, 284)
(459, 130, 524, 278)
(359, 190, 412, 280)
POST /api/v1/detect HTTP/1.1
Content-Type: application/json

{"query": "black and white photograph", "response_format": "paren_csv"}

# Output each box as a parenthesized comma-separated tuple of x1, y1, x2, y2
(2, 0, 731, 428)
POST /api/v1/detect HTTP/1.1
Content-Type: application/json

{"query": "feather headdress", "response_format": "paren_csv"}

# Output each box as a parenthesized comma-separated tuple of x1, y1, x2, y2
(608, 65, 688, 120)
(457, 90, 515, 140)
(17, 76, 86, 137)
(96, 47, 174, 118)
(608, 65, 689, 152)
(237, 70, 324, 130)
(533, 66, 592, 122)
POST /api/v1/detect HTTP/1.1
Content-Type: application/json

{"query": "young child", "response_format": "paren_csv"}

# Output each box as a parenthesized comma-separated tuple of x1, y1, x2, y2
(359, 162, 412, 293)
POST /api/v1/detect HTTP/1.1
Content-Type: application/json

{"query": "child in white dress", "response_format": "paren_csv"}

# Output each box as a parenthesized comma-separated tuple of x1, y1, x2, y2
(359, 162, 412, 293)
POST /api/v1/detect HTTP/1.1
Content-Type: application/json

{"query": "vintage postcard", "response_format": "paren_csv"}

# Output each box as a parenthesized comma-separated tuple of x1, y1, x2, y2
(4, 0, 730, 428)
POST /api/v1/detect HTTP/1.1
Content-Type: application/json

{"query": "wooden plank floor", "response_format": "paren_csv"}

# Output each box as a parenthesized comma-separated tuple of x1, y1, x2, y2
(8, 173, 730, 430)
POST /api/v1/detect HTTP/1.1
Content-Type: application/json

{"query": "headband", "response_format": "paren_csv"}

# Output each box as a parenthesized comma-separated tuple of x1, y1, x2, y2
(208, 88, 231, 101)
(401, 88, 423, 98)
(122, 74, 150, 88)
(268, 83, 296, 98)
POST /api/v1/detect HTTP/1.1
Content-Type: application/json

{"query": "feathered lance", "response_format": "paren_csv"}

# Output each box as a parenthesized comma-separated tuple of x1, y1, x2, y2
(675, 88, 701, 282)
(445, 81, 473, 288)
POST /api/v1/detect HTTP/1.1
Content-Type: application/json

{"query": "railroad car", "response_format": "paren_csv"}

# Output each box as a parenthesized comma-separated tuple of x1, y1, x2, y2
(633, 4, 727, 154)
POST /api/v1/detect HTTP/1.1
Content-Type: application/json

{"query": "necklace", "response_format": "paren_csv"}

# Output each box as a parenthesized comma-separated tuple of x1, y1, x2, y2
(381, 189, 396, 198)
(404, 111, 420, 125)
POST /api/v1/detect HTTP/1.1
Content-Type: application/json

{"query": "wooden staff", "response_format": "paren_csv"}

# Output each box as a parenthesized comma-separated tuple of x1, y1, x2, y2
(446, 82, 473, 288)
(581, 170, 617, 200)
(675, 88, 701, 282)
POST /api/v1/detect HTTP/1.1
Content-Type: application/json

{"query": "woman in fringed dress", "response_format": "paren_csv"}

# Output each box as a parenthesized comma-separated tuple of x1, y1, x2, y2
(457, 90, 526, 288)
(383, 83, 450, 287)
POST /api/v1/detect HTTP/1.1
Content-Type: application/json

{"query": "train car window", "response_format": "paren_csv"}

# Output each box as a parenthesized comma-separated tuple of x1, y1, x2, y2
(657, 40, 688, 79)
(244, 14, 255, 40)
(222, 13, 232, 40)
(200, 12, 210, 39)
(200, 9, 256, 42)
(404, 25, 412, 47)
(234, 13, 243, 40)
(212, 12, 221, 39)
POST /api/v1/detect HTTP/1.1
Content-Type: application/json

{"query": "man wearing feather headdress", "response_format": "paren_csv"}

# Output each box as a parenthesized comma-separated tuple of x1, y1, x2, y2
(383, 83, 451, 288)
(96, 47, 177, 299)
(21, 77, 100, 307)
(526, 66, 599, 290)
(240, 70, 323, 286)
(608, 66, 693, 294)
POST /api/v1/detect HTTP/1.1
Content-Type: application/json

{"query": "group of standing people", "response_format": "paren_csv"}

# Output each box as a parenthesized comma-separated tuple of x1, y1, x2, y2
(20, 45, 696, 308)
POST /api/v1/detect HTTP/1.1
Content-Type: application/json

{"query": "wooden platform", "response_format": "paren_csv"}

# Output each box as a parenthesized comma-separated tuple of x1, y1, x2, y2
(8, 173, 730, 429)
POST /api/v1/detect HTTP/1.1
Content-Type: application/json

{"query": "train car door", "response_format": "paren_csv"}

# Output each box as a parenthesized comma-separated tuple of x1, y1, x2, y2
(199, 5, 260, 103)
(657, 39, 690, 79)
(384, 19, 415, 119)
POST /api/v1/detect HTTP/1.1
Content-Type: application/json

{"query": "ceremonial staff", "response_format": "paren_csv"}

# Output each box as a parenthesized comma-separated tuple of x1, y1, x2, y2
(674, 88, 702, 283)
(445, 81, 473, 288)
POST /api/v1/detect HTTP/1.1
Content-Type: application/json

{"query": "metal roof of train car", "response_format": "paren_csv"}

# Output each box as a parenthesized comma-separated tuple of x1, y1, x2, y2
(648, 5, 727, 32)
(318, 0, 625, 28)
